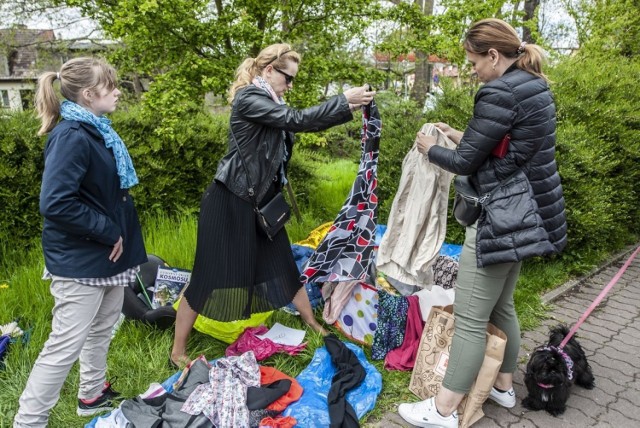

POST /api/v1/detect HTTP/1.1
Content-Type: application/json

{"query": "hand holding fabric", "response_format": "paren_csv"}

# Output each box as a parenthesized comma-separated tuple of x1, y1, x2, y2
(343, 85, 376, 107)
(434, 122, 463, 145)
(415, 131, 437, 155)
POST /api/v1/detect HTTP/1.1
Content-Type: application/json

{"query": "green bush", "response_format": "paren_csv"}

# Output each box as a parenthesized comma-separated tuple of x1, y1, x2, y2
(550, 53, 640, 264)
(112, 105, 228, 216)
(0, 111, 44, 261)
(373, 91, 423, 222)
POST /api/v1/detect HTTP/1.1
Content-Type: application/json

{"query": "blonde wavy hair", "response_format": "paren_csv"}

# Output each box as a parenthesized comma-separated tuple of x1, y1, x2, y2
(227, 43, 301, 103)
(463, 18, 548, 82)
(35, 57, 117, 135)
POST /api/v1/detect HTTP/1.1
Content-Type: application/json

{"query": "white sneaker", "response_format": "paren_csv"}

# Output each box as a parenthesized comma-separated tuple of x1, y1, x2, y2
(488, 386, 516, 408)
(398, 397, 458, 428)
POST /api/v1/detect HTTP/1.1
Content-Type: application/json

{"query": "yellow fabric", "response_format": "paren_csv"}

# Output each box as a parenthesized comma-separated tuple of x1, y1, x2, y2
(295, 221, 333, 249)
(375, 275, 399, 296)
(173, 299, 273, 344)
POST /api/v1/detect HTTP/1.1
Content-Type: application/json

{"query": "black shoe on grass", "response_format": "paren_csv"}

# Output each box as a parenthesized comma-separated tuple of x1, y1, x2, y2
(76, 379, 121, 417)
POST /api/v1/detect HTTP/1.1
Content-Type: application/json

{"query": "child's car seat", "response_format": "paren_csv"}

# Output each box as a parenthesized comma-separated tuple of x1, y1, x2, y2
(121, 254, 177, 329)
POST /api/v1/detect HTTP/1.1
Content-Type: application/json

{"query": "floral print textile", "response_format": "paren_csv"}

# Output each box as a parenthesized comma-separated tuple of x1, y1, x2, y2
(181, 351, 261, 427)
(371, 290, 409, 360)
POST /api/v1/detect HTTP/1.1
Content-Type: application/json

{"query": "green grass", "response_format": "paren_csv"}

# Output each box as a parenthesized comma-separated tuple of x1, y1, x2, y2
(0, 156, 618, 427)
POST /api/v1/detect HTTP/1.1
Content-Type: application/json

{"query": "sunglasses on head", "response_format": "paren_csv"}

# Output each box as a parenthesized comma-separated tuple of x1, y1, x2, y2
(274, 68, 295, 84)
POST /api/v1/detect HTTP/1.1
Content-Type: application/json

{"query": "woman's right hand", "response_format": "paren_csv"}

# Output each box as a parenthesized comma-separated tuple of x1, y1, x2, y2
(344, 85, 376, 107)
(110, 236, 123, 262)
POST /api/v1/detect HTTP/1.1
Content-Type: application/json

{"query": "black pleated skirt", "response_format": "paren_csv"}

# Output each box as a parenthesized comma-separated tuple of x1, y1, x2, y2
(183, 180, 301, 321)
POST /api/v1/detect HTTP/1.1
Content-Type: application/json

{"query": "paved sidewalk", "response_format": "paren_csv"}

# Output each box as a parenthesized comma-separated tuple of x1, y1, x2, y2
(374, 245, 640, 427)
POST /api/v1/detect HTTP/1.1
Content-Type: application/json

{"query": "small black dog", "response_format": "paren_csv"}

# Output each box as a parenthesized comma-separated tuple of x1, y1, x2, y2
(522, 325, 595, 416)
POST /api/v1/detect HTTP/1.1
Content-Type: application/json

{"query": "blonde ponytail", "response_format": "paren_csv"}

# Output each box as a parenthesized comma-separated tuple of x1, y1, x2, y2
(35, 72, 61, 136)
(228, 58, 259, 104)
(515, 43, 548, 82)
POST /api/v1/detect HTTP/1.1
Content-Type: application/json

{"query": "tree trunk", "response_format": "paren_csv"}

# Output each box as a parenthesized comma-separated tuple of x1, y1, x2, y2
(409, 0, 434, 105)
(410, 51, 430, 104)
(522, 0, 540, 43)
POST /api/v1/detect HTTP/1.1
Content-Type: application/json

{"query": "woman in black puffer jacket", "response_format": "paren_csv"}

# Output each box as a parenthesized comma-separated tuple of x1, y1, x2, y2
(398, 19, 567, 427)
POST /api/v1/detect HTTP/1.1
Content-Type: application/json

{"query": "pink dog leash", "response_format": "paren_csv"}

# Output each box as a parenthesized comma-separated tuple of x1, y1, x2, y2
(559, 245, 640, 349)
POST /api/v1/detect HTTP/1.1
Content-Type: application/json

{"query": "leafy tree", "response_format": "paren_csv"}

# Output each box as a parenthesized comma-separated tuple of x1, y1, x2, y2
(377, 0, 512, 105)
(59, 0, 378, 138)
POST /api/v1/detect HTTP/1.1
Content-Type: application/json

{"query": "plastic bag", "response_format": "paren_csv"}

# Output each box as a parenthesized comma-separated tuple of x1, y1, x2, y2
(283, 341, 382, 426)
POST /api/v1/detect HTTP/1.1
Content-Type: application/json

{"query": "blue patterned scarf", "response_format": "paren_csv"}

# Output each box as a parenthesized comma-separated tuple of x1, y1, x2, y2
(60, 100, 139, 189)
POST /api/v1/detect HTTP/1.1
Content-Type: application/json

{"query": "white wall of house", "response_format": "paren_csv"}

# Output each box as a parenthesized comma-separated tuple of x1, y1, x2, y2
(0, 80, 36, 110)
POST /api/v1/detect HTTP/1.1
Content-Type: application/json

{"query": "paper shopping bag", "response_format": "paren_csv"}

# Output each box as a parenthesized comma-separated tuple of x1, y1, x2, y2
(409, 306, 507, 427)
(408, 305, 455, 399)
(457, 323, 507, 427)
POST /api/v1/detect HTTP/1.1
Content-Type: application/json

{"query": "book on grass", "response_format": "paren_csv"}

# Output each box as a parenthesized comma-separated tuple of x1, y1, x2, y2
(152, 266, 191, 308)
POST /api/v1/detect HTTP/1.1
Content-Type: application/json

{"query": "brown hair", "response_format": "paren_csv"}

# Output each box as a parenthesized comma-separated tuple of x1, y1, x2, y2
(463, 18, 548, 81)
(227, 43, 301, 103)
(35, 57, 118, 135)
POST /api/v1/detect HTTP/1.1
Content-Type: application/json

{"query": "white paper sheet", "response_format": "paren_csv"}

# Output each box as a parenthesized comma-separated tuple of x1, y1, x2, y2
(256, 322, 306, 346)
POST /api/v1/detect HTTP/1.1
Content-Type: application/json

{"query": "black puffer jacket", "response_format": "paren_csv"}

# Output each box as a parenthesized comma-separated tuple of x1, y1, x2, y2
(429, 65, 567, 266)
(215, 86, 353, 204)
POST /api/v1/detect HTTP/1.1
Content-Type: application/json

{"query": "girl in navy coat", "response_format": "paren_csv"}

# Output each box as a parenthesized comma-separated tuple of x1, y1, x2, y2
(14, 57, 146, 427)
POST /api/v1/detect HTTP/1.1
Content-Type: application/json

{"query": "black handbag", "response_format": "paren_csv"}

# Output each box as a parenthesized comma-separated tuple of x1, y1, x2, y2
(231, 130, 291, 241)
(453, 175, 487, 227)
(255, 191, 291, 240)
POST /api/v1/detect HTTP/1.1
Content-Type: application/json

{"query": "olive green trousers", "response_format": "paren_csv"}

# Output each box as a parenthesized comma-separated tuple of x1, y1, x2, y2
(442, 223, 522, 394)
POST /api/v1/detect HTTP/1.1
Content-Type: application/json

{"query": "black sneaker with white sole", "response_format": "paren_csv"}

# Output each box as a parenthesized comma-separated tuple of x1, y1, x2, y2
(76, 379, 121, 417)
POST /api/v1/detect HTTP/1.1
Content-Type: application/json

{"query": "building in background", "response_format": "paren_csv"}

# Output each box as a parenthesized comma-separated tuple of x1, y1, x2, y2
(0, 26, 58, 111)
(372, 51, 459, 99)
(0, 25, 116, 112)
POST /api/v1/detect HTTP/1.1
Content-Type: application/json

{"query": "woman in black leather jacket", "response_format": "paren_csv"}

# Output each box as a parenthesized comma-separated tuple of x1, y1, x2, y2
(398, 19, 567, 427)
(171, 43, 375, 367)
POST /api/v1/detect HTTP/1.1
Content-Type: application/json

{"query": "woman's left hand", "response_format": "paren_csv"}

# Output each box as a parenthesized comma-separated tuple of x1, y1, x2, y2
(344, 85, 376, 106)
(416, 131, 437, 155)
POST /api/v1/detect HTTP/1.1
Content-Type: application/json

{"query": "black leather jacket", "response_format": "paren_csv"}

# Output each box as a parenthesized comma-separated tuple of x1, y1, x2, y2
(215, 85, 353, 204)
(429, 65, 567, 266)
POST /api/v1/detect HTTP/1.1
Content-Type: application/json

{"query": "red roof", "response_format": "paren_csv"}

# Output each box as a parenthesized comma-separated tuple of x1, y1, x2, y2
(373, 51, 450, 64)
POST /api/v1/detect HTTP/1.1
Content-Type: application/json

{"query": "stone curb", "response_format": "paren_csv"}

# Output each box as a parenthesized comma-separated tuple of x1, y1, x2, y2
(541, 243, 640, 305)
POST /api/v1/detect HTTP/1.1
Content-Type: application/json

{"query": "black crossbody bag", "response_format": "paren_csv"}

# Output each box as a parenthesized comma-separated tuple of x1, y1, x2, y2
(453, 163, 534, 228)
(453, 175, 487, 227)
(231, 130, 291, 241)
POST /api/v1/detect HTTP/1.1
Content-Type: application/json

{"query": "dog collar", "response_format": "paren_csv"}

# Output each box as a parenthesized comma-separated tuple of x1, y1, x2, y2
(537, 382, 554, 389)
(542, 345, 574, 381)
